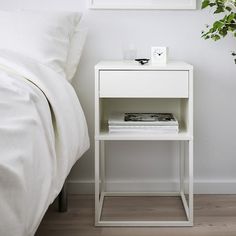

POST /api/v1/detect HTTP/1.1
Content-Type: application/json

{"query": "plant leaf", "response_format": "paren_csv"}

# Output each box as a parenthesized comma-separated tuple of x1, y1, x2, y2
(226, 6, 232, 12)
(202, 0, 210, 9)
(211, 34, 221, 41)
(214, 6, 224, 13)
(213, 21, 224, 29)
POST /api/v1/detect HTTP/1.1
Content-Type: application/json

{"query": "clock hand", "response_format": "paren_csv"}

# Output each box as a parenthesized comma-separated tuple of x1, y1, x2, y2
(154, 51, 163, 56)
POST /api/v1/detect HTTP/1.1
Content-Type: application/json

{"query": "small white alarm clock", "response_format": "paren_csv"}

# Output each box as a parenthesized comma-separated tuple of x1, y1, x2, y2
(151, 47, 168, 65)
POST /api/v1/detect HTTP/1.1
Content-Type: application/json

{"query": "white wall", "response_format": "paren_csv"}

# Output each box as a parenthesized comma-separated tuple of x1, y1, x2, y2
(0, 0, 235, 194)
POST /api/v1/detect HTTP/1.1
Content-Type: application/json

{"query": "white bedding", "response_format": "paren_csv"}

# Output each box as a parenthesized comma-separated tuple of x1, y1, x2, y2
(0, 50, 90, 236)
(0, 10, 82, 78)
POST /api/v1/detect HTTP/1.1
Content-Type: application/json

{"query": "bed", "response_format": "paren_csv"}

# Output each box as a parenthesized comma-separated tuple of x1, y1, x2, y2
(0, 11, 90, 236)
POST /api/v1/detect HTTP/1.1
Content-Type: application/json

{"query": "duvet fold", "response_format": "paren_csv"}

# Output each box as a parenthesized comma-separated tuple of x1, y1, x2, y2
(0, 50, 89, 236)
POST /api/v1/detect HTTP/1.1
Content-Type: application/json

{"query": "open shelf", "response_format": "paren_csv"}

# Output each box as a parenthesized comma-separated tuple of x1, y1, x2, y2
(97, 98, 192, 141)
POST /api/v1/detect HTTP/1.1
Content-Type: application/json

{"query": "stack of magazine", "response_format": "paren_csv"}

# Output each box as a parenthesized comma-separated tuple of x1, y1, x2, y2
(108, 112, 179, 134)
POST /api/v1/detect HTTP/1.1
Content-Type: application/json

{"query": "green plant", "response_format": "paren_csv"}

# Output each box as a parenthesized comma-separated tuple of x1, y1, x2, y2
(201, 0, 236, 63)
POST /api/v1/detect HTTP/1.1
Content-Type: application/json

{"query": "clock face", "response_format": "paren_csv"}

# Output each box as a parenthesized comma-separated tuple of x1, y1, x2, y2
(151, 47, 167, 64)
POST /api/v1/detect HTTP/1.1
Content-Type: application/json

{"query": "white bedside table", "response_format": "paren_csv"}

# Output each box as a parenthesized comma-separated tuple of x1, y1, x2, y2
(94, 61, 193, 227)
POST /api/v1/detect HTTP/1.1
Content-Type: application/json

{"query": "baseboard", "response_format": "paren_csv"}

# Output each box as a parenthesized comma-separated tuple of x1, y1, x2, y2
(67, 179, 236, 194)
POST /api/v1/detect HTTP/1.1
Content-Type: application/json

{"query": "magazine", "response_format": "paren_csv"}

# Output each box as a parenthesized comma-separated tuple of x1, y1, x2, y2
(108, 112, 178, 126)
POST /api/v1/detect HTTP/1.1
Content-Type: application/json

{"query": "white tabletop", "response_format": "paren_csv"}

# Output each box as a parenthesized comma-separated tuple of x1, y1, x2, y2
(95, 60, 193, 70)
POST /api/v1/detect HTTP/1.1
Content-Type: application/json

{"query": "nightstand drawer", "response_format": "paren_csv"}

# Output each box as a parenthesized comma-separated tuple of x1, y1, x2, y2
(99, 71, 189, 98)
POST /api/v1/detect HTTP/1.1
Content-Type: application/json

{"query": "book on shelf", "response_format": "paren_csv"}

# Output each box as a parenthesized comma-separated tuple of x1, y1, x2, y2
(108, 112, 179, 127)
(109, 129, 179, 134)
(109, 126, 179, 130)
(108, 112, 179, 134)
(109, 126, 179, 134)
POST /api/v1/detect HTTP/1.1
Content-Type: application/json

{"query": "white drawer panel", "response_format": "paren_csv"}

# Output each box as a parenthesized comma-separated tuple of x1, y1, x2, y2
(99, 71, 189, 98)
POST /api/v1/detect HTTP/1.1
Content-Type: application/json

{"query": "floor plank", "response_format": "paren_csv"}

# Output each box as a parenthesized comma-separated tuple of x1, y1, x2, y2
(36, 195, 236, 236)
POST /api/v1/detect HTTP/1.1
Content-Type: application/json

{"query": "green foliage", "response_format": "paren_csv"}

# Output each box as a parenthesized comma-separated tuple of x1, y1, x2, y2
(201, 0, 236, 63)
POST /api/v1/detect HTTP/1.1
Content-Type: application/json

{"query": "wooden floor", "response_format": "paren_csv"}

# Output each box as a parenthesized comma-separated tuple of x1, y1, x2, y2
(36, 194, 236, 236)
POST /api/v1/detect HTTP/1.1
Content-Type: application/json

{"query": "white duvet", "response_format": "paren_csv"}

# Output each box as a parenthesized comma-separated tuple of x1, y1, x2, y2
(0, 50, 90, 236)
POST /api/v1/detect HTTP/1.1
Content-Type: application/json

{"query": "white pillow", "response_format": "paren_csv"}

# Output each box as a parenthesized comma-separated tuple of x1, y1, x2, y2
(66, 26, 88, 81)
(0, 10, 82, 77)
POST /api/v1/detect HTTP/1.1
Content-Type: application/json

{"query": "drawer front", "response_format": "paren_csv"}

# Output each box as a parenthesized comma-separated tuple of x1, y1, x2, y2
(99, 71, 189, 98)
